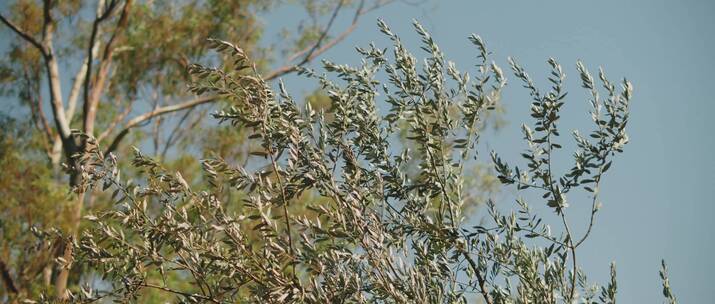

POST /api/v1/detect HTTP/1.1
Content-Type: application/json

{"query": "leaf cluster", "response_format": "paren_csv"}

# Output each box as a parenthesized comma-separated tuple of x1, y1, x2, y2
(49, 20, 676, 304)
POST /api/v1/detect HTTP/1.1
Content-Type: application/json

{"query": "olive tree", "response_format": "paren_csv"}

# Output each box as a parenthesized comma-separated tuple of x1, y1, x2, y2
(33, 20, 677, 303)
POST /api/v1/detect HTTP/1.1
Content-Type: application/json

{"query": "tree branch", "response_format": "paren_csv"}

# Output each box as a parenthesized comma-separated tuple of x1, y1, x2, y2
(263, 0, 392, 81)
(0, 13, 46, 55)
(285, 0, 346, 63)
(461, 251, 492, 304)
(66, 1, 111, 122)
(38, 0, 72, 144)
(103, 0, 394, 155)
(159, 105, 199, 159)
(96, 98, 133, 143)
(22, 65, 54, 148)
(66, 56, 90, 122)
(140, 283, 220, 303)
(83, 0, 132, 137)
(104, 95, 218, 155)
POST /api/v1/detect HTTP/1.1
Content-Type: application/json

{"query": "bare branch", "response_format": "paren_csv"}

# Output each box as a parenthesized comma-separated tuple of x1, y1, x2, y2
(0, 14, 46, 55)
(96, 98, 133, 143)
(140, 283, 220, 303)
(66, 0, 110, 122)
(125, 95, 216, 136)
(104, 95, 218, 155)
(38, 1, 72, 142)
(151, 93, 164, 155)
(263, 0, 393, 81)
(22, 65, 54, 148)
(160, 106, 197, 159)
(83, 0, 132, 136)
(286, 0, 346, 63)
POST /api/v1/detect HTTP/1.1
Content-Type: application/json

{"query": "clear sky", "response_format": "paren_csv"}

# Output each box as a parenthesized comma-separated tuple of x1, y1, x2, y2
(263, 0, 715, 302)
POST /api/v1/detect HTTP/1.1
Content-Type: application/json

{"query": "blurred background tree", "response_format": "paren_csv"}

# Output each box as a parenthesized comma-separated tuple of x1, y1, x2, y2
(0, 0, 399, 300)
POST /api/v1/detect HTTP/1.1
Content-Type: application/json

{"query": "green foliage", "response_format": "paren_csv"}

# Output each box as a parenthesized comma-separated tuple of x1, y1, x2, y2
(0, 116, 69, 300)
(1, 1, 386, 300)
(659, 260, 677, 304)
(112, 0, 272, 96)
(37, 20, 679, 304)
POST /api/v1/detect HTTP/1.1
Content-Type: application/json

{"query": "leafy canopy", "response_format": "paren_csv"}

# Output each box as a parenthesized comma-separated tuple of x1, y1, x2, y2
(42, 20, 677, 303)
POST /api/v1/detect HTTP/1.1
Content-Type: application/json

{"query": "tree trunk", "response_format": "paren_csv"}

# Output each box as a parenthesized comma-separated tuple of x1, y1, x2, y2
(54, 142, 84, 300)
(54, 196, 83, 300)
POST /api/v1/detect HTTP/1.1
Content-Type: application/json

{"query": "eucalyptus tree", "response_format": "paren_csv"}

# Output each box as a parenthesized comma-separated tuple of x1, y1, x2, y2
(0, 0, 396, 299)
(28, 20, 677, 303)
(0, 115, 68, 300)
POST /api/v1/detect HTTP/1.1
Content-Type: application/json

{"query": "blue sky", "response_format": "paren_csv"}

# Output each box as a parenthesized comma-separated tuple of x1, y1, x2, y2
(263, 0, 715, 302)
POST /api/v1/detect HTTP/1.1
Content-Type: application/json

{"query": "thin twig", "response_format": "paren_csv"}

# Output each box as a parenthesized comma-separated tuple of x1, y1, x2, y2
(140, 283, 220, 303)
(461, 250, 492, 304)
(286, 0, 347, 63)
(263, 0, 394, 81)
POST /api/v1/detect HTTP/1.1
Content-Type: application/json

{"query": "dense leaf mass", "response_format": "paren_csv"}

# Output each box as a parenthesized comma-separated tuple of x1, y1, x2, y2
(48, 20, 676, 303)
